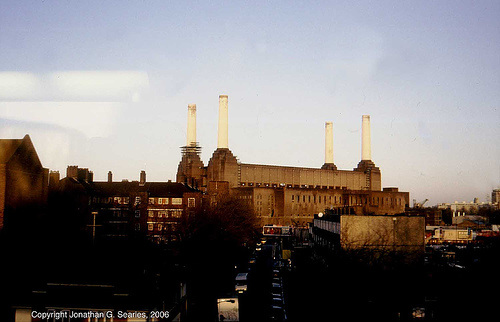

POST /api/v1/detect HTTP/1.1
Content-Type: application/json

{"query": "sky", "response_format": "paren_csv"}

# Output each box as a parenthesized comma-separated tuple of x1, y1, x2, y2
(0, 0, 498, 206)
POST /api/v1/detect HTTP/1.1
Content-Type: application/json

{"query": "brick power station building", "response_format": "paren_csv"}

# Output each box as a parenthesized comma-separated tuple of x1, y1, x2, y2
(177, 95, 410, 228)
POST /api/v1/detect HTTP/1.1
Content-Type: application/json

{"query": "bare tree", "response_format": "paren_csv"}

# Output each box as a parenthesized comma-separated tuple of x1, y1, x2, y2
(181, 195, 259, 247)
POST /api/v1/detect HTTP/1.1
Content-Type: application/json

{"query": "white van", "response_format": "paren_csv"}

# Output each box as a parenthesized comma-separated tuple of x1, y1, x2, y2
(235, 273, 248, 293)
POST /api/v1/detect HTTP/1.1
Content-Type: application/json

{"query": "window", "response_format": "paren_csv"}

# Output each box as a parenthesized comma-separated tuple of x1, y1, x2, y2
(158, 198, 169, 204)
(188, 198, 196, 208)
(158, 224, 163, 231)
(135, 196, 141, 205)
(171, 209, 183, 218)
(148, 210, 154, 217)
(148, 223, 154, 231)
(172, 198, 183, 205)
(135, 210, 140, 218)
(135, 223, 140, 231)
(291, 195, 294, 201)
(149, 198, 155, 205)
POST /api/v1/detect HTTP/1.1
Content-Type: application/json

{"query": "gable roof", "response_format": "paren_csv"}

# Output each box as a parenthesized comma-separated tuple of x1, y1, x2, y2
(0, 134, 43, 169)
(0, 137, 24, 164)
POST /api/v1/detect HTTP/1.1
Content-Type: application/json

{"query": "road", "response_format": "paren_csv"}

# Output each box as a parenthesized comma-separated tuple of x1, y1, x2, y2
(236, 239, 288, 321)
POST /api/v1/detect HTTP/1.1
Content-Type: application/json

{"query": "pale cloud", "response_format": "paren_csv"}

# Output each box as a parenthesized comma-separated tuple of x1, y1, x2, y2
(0, 70, 148, 138)
(0, 101, 121, 138)
(49, 71, 149, 101)
(0, 72, 41, 100)
(30, 129, 73, 172)
(0, 70, 149, 101)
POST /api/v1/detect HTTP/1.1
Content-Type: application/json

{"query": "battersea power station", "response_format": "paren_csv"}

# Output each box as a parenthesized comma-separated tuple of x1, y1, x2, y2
(177, 95, 409, 227)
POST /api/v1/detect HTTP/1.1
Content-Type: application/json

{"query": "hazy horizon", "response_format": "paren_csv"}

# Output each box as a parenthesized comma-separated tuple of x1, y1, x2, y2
(1, 1, 499, 206)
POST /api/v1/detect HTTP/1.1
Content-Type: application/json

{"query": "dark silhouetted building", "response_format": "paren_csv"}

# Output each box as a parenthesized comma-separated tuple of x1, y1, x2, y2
(51, 167, 202, 244)
(0, 134, 48, 230)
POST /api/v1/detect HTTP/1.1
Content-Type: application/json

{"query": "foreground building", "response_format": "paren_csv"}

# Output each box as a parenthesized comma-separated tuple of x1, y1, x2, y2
(51, 167, 202, 243)
(177, 95, 410, 227)
(0, 134, 49, 230)
(311, 211, 425, 260)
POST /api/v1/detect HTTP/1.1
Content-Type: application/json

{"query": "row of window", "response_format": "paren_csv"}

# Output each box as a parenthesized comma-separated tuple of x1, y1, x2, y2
(359, 196, 404, 207)
(241, 182, 348, 189)
(292, 194, 339, 204)
(147, 222, 179, 231)
(148, 209, 183, 218)
(108, 208, 186, 219)
(291, 213, 314, 217)
(94, 196, 188, 206)
(290, 194, 404, 207)
(148, 197, 184, 205)
(94, 196, 190, 206)
(314, 219, 340, 234)
(93, 196, 134, 205)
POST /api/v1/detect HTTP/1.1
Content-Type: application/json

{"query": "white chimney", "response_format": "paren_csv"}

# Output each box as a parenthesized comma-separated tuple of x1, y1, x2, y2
(361, 115, 371, 160)
(325, 121, 334, 164)
(217, 95, 228, 149)
(187, 104, 196, 147)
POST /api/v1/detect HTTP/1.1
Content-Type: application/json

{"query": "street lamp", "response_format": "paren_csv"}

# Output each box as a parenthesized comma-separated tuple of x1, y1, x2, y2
(88, 211, 101, 245)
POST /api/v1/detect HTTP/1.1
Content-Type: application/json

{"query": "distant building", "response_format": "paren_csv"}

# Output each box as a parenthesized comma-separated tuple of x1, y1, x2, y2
(50, 166, 202, 244)
(452, 215, 488, 228)
(177, 96, 409, 227)
(492, 189, 500, 209)
(406, 207, 443, 226)
(0, 134, 49, 230)
(437, 199, 493, 216)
